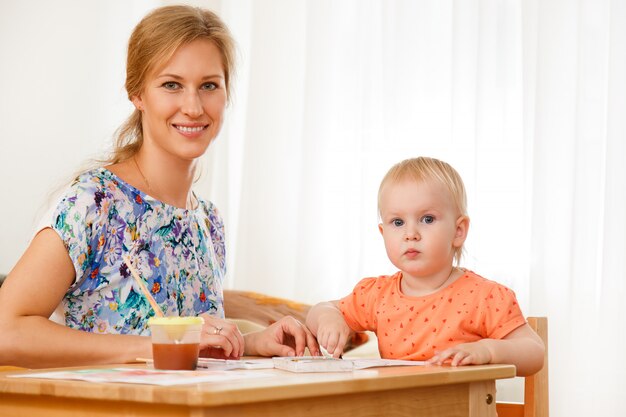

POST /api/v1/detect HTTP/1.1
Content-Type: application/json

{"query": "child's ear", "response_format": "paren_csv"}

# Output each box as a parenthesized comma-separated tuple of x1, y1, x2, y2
(453, 215, 470, 247)
(378, 223, 384, 236)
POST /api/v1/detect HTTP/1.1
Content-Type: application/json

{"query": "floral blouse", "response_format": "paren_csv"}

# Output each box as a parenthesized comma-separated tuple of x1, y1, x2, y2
(47, 168, 226, 335)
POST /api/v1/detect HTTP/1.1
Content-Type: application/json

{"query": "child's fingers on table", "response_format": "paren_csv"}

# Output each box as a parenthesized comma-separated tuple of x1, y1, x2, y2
(458, 352, 483, 366)
(326, 332, 348, 358)
(450, 351, 471, 367)
(335, 331, 351, 357)
(330, 344, 344, 358)
(323, 332, 341, 354)
(317, 328, 334, 350)
(429, 348, 454, 365)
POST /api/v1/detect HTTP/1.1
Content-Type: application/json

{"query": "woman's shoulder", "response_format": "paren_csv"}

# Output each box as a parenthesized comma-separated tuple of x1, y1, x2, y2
(50, 167, 147, 227)
(196, 197, 220, 217)
(57, 168, 132, 207)
(61, 167, 120, 195)
(196, 197, 224, 230)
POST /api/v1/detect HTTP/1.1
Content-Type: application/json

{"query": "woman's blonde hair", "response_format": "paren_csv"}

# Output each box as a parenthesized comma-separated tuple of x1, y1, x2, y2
(108, 5, 236, 164)
(378, 156, 468, 264)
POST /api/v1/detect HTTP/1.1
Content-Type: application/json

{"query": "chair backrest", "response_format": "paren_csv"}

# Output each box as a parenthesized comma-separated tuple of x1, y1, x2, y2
(496, 316, 549, 417)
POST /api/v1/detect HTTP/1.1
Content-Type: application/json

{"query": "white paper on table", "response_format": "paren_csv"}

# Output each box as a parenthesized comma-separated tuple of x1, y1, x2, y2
(272, 357, 426, 373)
(196, 357, 275, 370)
(136, 357, 275, 371)
(8, 368, 275, 386)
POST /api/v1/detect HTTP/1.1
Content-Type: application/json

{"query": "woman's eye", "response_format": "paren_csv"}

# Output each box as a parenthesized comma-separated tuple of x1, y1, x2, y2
(201, 82, 218, 91)
(421, 215, 434, 224)
(392, 219, 404, 227)
(162, 81, 180, 90)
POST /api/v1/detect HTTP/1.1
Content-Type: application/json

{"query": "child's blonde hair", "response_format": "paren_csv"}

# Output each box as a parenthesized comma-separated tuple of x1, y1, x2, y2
(378, 157, 468, 265)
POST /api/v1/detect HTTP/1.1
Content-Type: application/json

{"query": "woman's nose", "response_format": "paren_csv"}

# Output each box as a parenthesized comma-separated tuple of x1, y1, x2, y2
(181, 91, 203, 118)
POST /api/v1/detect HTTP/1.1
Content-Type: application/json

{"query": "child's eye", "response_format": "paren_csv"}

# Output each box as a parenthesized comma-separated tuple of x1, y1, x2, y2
(162, 81, 181, 90)
(392, 219, 404, 227)
(420, 215, 435, 224)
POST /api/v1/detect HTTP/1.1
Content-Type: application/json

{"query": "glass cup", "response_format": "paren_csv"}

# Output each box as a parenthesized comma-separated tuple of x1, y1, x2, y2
(148, 316, 204, 370)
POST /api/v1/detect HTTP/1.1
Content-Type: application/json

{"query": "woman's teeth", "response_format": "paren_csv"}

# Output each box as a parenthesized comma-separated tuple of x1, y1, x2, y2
(176, 125, 204, 132)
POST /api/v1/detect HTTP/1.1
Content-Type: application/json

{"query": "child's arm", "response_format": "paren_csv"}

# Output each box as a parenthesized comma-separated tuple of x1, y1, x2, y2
(305, 300, 353, 358)
(427, 323, 545, 376)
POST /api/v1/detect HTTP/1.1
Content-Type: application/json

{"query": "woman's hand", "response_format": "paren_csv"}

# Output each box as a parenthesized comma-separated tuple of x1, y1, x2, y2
(198, 314, 244, 359)
(244, 316, 320, 357)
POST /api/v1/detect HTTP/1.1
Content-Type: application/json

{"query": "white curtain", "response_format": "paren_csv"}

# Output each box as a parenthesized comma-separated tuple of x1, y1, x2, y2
(523, 0, 626, 415)
(203, 0, 626, 415)
(211, 0, 531, 302)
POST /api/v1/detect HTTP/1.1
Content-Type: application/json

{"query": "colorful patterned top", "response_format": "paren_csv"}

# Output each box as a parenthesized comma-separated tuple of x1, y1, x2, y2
(338, 270, 526, 360)
(45, 168, 226, 335)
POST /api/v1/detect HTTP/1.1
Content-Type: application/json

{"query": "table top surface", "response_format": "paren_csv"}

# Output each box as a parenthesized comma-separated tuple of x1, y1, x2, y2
(0, 363, 515, 407)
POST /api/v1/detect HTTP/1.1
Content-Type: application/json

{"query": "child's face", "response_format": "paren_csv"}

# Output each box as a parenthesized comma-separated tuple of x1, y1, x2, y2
(378, 179, 467, 280)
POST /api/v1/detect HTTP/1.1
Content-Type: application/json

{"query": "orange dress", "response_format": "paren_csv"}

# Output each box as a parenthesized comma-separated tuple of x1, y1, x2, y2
(339, 270, 526, 360)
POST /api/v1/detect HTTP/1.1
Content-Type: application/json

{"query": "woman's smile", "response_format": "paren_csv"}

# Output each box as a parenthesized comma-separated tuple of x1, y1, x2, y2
(172, 123, 209, 138)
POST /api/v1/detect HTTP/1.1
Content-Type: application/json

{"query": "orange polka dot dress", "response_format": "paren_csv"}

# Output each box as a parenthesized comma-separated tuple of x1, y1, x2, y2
(338, 270, 526, 360)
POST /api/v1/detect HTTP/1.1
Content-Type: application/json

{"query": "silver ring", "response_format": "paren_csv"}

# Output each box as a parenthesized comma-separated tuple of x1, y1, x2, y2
(213, 326, 223, 335)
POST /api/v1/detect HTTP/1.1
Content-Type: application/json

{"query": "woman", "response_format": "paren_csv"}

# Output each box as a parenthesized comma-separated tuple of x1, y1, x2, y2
(0, 5, 318, 368)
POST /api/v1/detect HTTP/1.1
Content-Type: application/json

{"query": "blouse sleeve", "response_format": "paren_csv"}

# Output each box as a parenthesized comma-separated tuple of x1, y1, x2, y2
(207, 202, 227, 278)
(50, 176, 110, 289)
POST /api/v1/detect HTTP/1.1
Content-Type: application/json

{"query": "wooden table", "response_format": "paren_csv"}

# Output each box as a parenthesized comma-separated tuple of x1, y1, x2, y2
(0, 363, 515, 417)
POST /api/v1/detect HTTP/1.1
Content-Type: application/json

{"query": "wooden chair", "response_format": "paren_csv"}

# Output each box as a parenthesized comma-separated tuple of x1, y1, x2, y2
(496, 316, 549, 417)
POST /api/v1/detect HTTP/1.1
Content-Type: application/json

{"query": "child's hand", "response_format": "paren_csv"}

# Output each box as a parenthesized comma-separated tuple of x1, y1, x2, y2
(316, 319, 352, 358)
(427, 340, 492, 367)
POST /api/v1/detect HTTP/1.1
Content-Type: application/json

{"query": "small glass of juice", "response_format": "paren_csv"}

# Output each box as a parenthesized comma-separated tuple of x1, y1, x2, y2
(148, 316, 204, 370)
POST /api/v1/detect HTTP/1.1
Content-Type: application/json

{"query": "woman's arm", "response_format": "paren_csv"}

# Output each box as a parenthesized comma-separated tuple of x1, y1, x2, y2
(0, 228, 152, 368)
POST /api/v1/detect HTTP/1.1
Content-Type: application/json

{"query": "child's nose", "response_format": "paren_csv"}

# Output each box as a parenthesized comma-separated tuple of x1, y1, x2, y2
(404, 227, 420, 241)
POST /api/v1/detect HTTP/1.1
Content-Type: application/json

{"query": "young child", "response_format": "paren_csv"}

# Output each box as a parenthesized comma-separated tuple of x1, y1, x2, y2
(306, 157, 544, 376)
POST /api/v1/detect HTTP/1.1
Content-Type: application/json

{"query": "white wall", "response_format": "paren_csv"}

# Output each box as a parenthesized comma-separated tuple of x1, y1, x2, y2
(0, 2, 176, 273)
(0, 0, 240, 276)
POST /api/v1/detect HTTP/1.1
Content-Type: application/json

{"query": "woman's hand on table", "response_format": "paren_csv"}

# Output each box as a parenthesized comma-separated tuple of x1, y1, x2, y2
(198, 314, 244, 359)
(244, 316, 320, 357)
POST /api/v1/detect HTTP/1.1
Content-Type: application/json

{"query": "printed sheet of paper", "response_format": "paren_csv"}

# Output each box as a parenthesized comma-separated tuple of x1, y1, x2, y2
(135, 357, 275, 371)
(9, 367, 274, 386)
(272, 357, 426, 373)
(195, 357, 275, 370)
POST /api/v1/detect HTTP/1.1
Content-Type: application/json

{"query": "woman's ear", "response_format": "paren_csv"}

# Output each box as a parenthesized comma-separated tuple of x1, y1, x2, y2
(453, 215, 470, 247)
(131, 95, 144, 111)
